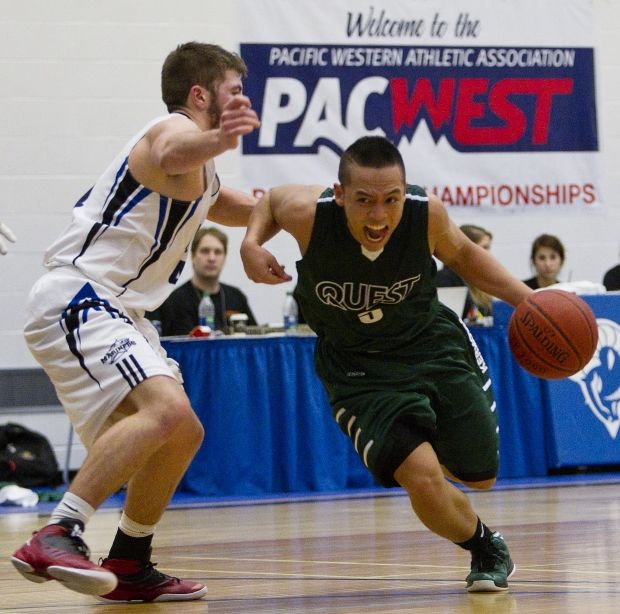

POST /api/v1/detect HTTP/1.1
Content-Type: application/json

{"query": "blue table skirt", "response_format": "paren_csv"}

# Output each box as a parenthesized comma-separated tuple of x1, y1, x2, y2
(163, 336, 376, 496)
(163, 322, 550, 497)
(469, 324, 548, 479)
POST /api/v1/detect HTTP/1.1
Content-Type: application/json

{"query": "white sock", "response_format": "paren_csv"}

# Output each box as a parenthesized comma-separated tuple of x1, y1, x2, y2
(118, 512, 156, 538)
(48, 491, 95, 527)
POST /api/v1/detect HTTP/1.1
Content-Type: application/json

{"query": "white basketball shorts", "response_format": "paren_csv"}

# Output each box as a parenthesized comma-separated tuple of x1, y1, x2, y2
(24, 267, 182, 448)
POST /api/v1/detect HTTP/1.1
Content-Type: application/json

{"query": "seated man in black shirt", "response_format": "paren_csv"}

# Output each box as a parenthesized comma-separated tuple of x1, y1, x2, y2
(148, 226, 257, 335)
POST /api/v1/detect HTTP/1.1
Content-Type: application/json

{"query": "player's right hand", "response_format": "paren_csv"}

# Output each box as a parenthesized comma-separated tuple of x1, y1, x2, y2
(0, 222, 16, 255)
(241, 241, 292, 285)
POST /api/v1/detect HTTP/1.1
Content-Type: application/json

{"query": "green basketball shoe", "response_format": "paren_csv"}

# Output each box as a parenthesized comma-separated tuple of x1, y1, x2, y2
(466, 531, 515, 592)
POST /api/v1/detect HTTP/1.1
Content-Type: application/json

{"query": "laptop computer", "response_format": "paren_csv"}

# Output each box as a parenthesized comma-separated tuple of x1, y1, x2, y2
(437, 286, 468, 317)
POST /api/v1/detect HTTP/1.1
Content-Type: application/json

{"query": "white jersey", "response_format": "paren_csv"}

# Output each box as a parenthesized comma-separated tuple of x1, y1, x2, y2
(43, 114, 219, 312)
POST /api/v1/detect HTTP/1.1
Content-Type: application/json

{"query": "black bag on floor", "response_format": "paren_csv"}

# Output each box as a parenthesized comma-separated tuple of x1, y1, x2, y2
(0, 422, 61, 487)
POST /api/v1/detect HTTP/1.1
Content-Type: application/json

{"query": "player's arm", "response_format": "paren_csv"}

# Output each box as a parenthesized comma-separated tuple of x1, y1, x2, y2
(149, 96, 259, 175)
(428, 194, 532, 307)
(241, 185, 319, 285)
(207, 186, 257, 227)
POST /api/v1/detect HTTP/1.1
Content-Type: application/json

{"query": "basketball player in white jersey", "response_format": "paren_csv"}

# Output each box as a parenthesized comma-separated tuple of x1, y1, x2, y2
(11, 42, 260, 603)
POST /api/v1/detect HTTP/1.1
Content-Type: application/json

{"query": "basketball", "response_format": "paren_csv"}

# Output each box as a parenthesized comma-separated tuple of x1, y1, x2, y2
(508, 289, 598, 379)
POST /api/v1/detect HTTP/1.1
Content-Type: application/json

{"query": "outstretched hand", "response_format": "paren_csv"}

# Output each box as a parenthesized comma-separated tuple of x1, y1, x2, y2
(219, 95, 260, 150)
(241, 241, 292, 285)
(0, 222, 16, 255)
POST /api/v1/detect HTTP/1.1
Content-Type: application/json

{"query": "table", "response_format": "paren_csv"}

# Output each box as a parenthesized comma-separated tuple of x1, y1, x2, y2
(468, 317, 548, 479)
(163, 335, 376, 496)
(162, 328, 541, 497)
(163, 293, 619, 497)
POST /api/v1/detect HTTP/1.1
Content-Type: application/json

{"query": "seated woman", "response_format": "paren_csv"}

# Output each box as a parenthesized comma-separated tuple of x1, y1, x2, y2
(436, 224, 494, 323)
(523, 234, 565, 290)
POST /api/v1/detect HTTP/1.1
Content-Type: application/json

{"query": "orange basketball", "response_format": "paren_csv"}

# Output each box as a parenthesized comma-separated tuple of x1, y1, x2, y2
(508, 289, 598, 380)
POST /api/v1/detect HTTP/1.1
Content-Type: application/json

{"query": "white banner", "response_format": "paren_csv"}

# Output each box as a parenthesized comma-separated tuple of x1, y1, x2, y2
(238, 0, 601, 213)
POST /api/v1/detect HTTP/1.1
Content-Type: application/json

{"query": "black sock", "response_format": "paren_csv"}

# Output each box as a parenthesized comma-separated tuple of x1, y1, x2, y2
(108, 528, 153, 562)
(455, 518, 492, 551)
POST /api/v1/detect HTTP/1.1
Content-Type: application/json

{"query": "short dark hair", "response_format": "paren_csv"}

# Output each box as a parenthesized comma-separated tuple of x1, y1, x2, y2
(161, 42, 248, 112)
(460, 224, 493, 244)
(338, 136, 405, 186)
(191, 226, 228, 256)
(530, 233, 565, 263)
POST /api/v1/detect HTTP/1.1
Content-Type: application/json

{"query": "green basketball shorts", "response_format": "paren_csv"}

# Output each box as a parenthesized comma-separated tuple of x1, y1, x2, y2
(315, 309, 498, 487)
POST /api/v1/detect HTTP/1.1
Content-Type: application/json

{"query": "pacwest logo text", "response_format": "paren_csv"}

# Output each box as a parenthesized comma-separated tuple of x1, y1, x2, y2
(241, 44, 597, 156)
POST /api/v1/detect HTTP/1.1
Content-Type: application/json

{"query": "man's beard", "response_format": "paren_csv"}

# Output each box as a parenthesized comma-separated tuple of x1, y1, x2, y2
(207, 99, 221, 126)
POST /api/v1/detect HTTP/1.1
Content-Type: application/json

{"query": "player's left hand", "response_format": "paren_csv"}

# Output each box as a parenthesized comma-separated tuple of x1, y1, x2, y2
(0, 222, 16, 255)
(218, 95, 260, 150)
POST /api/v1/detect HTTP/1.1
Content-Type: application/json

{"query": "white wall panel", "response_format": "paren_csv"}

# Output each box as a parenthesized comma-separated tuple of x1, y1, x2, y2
(0, 0, 618, 370)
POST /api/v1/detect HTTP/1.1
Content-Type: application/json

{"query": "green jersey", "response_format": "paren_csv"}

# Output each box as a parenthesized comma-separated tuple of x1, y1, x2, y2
(295, 184, 440, 353)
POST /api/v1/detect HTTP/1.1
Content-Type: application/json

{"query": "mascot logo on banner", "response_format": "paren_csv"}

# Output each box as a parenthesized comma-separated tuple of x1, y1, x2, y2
(570, 319, 620, 439)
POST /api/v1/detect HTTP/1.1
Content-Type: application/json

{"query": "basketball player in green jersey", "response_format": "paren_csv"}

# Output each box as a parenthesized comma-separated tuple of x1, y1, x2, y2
(241, 136, 533, 592)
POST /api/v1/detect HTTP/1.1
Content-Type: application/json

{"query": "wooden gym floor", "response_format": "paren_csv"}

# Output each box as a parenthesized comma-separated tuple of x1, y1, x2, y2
(0, 480, 619, 613)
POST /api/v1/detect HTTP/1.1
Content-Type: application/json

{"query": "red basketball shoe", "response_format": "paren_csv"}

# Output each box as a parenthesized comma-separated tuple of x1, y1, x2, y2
(11, 523, 118, 595)
(97, 556, 207, 603)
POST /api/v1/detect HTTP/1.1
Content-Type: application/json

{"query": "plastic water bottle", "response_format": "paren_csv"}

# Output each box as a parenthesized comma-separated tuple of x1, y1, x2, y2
(283, 291, 298, 333)
(198, 292, 216, 330)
